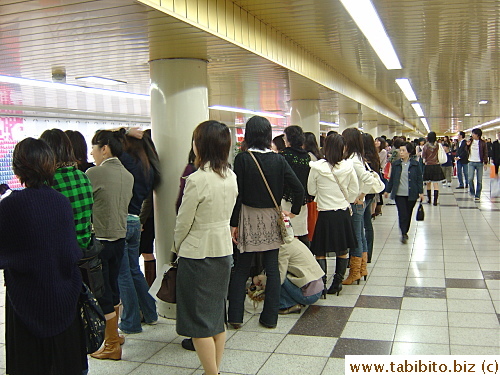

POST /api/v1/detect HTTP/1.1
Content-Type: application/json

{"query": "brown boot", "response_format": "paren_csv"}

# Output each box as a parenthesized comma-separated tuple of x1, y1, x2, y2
(342, 256, 362, 285)
(360, 253, 368, 281)
(144, 259, 156, 287)
(90, 314, 122, 360)
(114, 306, 125, 345)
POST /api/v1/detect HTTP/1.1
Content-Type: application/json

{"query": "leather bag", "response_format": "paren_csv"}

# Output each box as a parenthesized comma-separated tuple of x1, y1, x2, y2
(78, 283, 106, 354)
(79, 234, 105, 298)
(156, 263, 178, 303)
(416, 201, 425, 221)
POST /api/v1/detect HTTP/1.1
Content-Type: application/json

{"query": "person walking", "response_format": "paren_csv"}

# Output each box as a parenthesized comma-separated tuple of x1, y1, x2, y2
(455, 131, 469, 189)
(308, 133, 358, 295)
(422, 131, 445, 205)
(493, 131, 500, 176)
(173, 121, 238, 375)
(384, 142, 424, 244)
(467, 128, 489, 201)
(228, 115, 304, 330)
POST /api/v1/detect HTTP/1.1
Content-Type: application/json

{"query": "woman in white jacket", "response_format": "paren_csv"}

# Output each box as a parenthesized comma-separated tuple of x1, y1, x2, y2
(308, 134, 359, 295)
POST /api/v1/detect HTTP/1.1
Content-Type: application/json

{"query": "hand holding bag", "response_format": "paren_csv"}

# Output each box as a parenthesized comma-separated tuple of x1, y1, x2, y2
(248, 151, 294, 243)
(438, 143, 447, 164)
(78, 283, 106, 354)
(416, 200, 425, 221)
(156, 262, 178, 303)
(79, 234, 105, 298)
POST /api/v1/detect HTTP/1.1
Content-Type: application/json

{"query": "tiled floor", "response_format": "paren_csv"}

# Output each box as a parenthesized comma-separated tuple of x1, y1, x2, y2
(0, 178, 499, 374)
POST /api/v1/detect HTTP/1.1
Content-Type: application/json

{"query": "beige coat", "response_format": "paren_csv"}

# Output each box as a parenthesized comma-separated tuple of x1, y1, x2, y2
(174, 166, 238, 259)
(278, 238, 324, 288)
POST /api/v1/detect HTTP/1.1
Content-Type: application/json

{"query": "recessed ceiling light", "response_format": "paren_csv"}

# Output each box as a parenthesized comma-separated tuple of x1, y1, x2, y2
(395, 79, 418, 102)
(208, 105, 285, 119)
(479, 100, 488, 105)
(411, 103, 425, 117)
(464, 113, 471, 116)
(319, 121, 340, 127)
(75, 76, 127, 85)
(339, 0, 402, 69)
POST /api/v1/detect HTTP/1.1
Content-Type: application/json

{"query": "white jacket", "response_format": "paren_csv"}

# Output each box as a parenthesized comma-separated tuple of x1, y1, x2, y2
(308, 159, 359, 211)
(349, 153, 377, 198)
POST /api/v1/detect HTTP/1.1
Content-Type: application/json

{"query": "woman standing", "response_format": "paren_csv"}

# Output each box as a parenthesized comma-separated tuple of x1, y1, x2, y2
(174, 121, 238, 375)
(308, 134, 358, 295)
(373, 137, 387, 219)
(0, 138, 87, 374)
(87, 130, 134, 360)
(282, 125, 311, 247)
(228, 116, 304, 329)
(422, 131, 445, 205)
(342, 128, 378, 285)
(303, 132, 322, 242)
(385, 142, 424, 243)
(65, 130, 95, 172)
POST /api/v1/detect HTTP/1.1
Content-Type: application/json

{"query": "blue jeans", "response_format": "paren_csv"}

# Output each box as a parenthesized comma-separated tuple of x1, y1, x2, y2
(118, 216, 158, 333)
(350, 203, 367, 257)
(457, 160, 469, 187)
(468, 162, 484, 198)
(362, 198, 374, 259)
(228, 249, 280, 327)
(279, 279, 322, 309)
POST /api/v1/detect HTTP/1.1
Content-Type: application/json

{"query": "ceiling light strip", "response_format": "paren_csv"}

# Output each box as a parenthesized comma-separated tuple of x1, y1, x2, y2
(465, 117, 500, 132)
(0, 75, 148, 100)
(319, 121, 339, 127)
(208, 105, 284, 119)
(420, 118, 430, 133)
(395, 79, 418, 102)
(411, 103, 425, 117)
(339, 0, 402, 70)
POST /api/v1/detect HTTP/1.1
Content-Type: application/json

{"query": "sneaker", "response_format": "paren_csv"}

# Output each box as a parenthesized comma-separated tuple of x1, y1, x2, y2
(474, 197, 480, 202)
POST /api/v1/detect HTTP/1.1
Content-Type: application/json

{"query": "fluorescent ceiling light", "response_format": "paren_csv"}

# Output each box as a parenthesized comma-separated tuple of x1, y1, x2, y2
(395, 79, 418, 102)
(75, 76, 127, 85)
(465, 116, 500, 132)
(0, 75, 148, 100)
(479, 100, 488, 105)
(420, 117, 430, 132)
(464, 113, 471, 116)
(339, 0, 402, 69)
(319, 121, 339, 127)
(208, 105, 285, 119)
(411, 103, 425, 117)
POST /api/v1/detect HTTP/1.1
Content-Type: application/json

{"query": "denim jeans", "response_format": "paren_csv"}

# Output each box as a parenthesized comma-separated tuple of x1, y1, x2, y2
(362, 198, 374, 259)
(456, 161, 469, 187)
(350, 203, 367, 257)
(228, 249, 280, 327)
(279, 279, 322, 309)
(118, 216, 158, 333)
(468, 162, 484, 198)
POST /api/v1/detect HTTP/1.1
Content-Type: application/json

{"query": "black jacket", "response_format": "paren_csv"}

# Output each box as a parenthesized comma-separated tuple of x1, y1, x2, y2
(230, 151, 304, 227)
(456, 139, 469, 164)
(493, 140, 500, 165)
(385, 158, 423, 201)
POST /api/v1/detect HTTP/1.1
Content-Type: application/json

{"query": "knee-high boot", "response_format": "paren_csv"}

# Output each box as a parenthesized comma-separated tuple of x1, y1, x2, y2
(433, 190, 439, 206)
(316, 258, 327, 299)
(427, 189, 432, 204)
(327, 257, 348, 295)
(114, 306, 125, 345)
(90, 313, 122, 360)
(144, 259, 156, 287)
(342, 256, 362, 285)
(360, 253, 368, 281)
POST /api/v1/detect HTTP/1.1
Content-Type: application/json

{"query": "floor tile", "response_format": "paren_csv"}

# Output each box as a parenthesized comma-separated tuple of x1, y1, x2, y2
(361, 285, 405, 297)
(397, 310, 448, 327)
(87, 359, 142, 375)
(369, 268, 408, 278)
(289, 305, 352, 337)
(486, 280, 500, 289)
(447, 299, 496, 314)
(450, 345, 500, 355)
(445, 262, 481, 271)
(483, 271, 500, 280)
(257, 353, 327, 375)
(407, 269, 445, 278)
(225, 331, 285, 353)
(403, 286, 446, 298)
(409, 261, 444, 270)
(340, 322, 396, 341)
(449, 327, 500, 347)
(129, 364, 195, 375)
(445, 288, 492, 300)
(365, 276, 407, 287)
(448, 312, 500, 328)
(400, 297, 447, 311)
(219, 349, 271, 375)
(391, 342, 450, 355)
(330, 338, 392, 358)
(348, 308, 400, 324)
(121, 338, 167, 362)
(394, 325, 449, 344)
(445, 278, 487, 289)
(313, 294, 359, 307)
(355, 295, 402, 310)
(274, 335, 338, 357)
(146, 343, 200, 368)
(445, 270, 485, 279)
(405, 278, 446, 288)
(321, 358, 345, 375)
(239, 315, 297, 334)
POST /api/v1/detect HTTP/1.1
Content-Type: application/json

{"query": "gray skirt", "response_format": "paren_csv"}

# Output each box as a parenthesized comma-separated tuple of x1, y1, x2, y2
(237, 204, 283, 253)
(176, 255, 232, 338)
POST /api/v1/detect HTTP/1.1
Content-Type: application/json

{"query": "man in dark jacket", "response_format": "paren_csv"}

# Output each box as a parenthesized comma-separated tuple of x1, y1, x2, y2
(454, 131, 469, 189)
(467, 128, 489, 201)
(493, 131, 500, 176)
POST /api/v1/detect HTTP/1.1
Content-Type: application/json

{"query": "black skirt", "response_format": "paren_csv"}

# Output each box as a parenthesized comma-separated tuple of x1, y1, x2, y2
(423, 164, 445, 181)
(176, 255, 232, 338)
(6, 296, 87, 375)
(311, 209, 357, 257)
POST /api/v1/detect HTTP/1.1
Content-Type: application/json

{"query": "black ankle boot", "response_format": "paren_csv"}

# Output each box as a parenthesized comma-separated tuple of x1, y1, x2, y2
(327, 257, 348, 296)
(427, 190, 432, 204)
(316, 258, 327, 299)
(433, 190, 439, 206)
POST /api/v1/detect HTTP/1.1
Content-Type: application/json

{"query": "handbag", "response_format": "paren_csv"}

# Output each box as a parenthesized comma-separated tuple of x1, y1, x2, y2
(79, 234, 105, 299)
(156, 262, 178, 303)
(330, 165, 353, 215)
(365, 162, 386, 194)
(416, 200, 425, 221)
(248, 151, 294, 244)
(438, 143, 447, 164)
(78, 283, 106, 354)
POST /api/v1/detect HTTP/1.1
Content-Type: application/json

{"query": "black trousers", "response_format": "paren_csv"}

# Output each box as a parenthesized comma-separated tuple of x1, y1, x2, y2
(395, 196, 417, 235)
(98, 238, 125, 314)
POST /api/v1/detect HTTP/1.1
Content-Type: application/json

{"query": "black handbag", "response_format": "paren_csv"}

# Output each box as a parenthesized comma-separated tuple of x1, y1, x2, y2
(156, 263, 177, 303)
(416, 201, 425, 221)
(78, 283, 106, 354)
(79, 234, 105, 298)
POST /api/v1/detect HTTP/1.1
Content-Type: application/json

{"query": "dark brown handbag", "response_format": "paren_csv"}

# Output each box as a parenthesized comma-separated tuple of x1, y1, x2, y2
(156, 263, 178, 303)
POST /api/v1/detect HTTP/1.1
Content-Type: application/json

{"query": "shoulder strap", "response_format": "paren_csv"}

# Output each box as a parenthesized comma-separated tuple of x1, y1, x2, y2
(330, 164, 350, 205)
(248, 151, 281, 212)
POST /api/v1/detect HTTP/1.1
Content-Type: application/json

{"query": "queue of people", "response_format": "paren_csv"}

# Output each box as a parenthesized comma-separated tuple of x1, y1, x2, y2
(0, 119, 495, 374)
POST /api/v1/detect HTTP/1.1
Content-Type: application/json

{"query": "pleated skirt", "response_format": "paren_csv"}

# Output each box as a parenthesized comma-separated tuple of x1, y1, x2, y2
(310, 209, 357, 257)
(423, 164, 445, 182)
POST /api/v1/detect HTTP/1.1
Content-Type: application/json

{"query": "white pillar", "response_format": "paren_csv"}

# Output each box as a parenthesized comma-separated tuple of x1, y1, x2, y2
(378, 125, 390, 139)
(338, 113, 359, 134)
(363, 120, 378, 138)
(150, 58, 208, 316)
(290, 99, 320, 139)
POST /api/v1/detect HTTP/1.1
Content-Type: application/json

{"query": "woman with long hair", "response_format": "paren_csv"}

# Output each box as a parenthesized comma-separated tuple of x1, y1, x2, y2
(303, 132, 322, 242)
(65, 130, 95, 172)
(422, 131, 445, 205)
(362, 133, 380, 265)
(373, 137, 387, 219)
(308, 134, 358, 295)
(173, 121, 238, 375)
(0, 138, 87, 374)
(304, 132, 322, 161)
(341, 128, 378, 285)
(228, 116, 304, 329)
